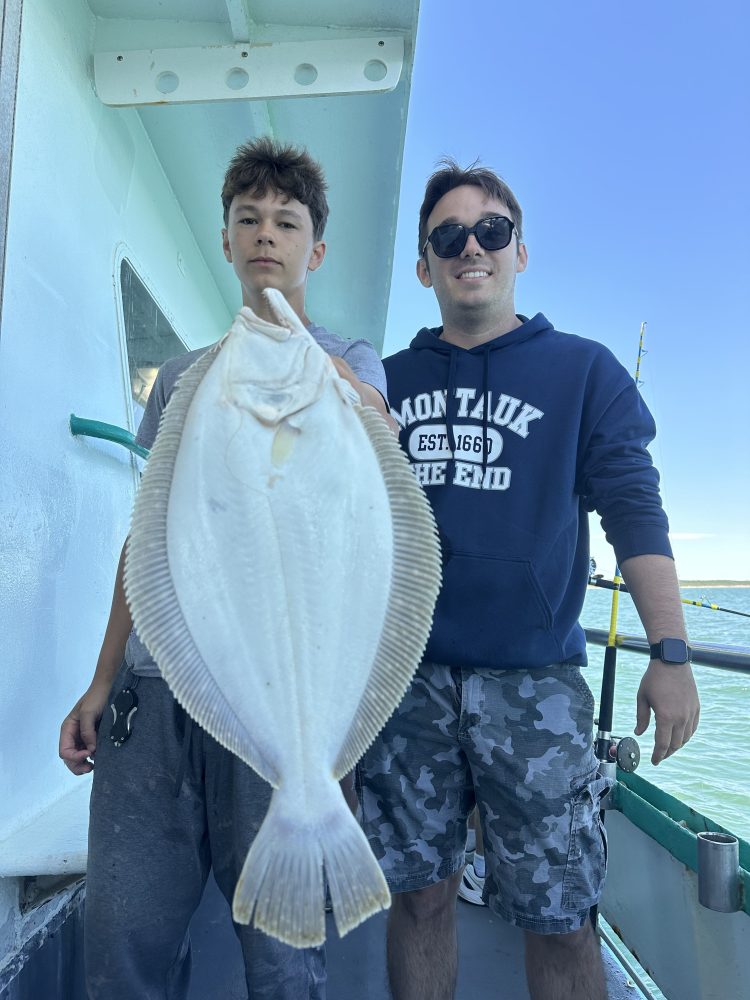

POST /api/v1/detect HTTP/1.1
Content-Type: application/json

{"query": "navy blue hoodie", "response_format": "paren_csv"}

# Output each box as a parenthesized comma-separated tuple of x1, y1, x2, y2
(383, 314, 672, 671)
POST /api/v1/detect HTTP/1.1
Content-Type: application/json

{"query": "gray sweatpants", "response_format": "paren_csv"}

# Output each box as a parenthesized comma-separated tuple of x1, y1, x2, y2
(85, 661, 326, 999)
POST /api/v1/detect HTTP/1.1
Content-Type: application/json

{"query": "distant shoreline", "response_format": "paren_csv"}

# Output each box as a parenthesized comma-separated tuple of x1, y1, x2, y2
(679, 582, 750, 588)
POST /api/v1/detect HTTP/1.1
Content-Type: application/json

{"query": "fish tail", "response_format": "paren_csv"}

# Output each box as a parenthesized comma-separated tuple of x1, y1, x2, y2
(232, 789, 389, 948)
(232, 792, 326, 947)
(321, 805, 391, 939)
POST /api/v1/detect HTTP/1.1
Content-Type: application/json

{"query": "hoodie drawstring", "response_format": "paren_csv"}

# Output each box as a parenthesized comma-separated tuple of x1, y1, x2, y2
(445, 344, 491, 475)
(446, 349, 459, 483)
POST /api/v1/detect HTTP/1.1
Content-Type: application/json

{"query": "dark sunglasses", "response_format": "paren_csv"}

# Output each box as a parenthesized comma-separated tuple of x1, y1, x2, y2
(422, 215, 516, 259)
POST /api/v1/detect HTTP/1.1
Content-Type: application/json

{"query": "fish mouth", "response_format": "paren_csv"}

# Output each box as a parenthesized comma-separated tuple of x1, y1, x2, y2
(261, 287, 306, 337)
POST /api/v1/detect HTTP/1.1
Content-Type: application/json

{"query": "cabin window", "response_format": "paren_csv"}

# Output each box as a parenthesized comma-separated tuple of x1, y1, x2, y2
(120, 259, 186, 430)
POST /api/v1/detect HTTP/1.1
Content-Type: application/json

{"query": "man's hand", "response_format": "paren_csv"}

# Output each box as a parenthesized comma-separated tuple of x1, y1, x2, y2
(635, 661, 700, 765)
(59, 681, 111, 775)
(618, 553, 701, 766)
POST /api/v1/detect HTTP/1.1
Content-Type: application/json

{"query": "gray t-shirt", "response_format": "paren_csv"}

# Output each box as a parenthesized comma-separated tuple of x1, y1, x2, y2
(126, 323, 387, 677)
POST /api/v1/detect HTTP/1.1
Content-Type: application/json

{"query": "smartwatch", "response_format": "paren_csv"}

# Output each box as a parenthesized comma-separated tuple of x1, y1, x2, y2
(649, 638, 692, 664)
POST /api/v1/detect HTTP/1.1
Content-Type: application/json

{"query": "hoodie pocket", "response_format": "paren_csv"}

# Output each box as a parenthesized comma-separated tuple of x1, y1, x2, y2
(427, 552, 556, 667)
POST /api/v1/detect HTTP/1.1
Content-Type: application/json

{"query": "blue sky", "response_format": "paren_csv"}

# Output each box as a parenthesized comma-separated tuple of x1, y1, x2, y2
(384, 0, 749, 580)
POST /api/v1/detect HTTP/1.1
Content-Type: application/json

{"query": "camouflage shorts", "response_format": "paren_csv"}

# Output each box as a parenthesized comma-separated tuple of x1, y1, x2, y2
(357, 661, 611, 934)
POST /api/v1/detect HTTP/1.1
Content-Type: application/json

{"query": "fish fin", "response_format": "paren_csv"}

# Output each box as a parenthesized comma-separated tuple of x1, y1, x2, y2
(333, 375, 361, 407)
(232, 787, 389, 947)
(124, 343, 279, 787)
(333, 407, 442, 779)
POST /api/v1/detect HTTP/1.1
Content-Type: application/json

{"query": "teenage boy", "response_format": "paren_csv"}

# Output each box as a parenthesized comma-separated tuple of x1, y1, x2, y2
(358, 160, 700, 1000)
(59, 137, 389, 1000)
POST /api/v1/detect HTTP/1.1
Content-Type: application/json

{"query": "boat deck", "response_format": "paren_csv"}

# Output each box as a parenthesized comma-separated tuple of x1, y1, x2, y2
(187, 875, 644, 999)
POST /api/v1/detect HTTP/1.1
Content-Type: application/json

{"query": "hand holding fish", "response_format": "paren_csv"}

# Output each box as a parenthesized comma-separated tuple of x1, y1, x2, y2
(328, 354, 364, 396)
(329, 354, 398, 432)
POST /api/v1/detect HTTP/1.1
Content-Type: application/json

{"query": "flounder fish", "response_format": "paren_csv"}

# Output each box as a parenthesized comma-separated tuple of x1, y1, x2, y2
(124, 288, 441, 948)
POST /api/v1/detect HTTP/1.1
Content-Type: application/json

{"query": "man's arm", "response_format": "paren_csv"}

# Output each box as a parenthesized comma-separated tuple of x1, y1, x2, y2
(618, 553, 700, 765)
(59, 541, 132, 775)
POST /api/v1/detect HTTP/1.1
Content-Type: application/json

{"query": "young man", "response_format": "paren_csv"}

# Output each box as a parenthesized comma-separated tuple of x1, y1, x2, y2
(358, 160, 700, 1000)
(59, 137, 389, 1000)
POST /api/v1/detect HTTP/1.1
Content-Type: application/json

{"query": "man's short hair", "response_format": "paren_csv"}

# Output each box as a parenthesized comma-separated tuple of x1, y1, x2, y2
(222, 136, 329, 241)
(418, 158, 523, 255)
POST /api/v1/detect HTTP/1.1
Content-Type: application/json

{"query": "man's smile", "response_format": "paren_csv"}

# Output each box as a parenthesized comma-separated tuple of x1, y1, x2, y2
(455, 268, 491, 280)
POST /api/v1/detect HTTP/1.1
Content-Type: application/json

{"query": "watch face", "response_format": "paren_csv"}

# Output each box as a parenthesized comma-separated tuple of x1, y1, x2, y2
(661, 638, 689, 663)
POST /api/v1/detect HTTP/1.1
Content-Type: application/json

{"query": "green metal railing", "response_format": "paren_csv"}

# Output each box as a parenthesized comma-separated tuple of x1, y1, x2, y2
(69, 415, 150, 461)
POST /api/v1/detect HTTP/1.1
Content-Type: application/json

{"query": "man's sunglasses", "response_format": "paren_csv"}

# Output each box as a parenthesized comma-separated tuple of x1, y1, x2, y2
(422, 215, 517, 259)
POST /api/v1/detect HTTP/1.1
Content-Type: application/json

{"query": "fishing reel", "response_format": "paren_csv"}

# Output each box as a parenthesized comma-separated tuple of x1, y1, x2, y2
(595, 732, 640, 773)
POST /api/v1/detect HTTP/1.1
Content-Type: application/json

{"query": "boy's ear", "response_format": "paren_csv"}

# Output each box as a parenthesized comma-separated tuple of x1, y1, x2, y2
(222, 229, 232, 263)
(417, 256, 432, 288)
(307, 240, 326, 273)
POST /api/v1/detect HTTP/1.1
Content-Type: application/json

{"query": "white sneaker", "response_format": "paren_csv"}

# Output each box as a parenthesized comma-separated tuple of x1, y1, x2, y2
(458, 862, 486, 906)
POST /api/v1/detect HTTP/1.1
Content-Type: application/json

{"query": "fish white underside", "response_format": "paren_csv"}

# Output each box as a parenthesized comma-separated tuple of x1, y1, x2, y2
(166, 350, 392, 777)
(125, 289, 441, 947)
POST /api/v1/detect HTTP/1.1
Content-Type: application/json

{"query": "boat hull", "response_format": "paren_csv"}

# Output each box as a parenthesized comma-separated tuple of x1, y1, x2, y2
(602, 776, 750, 1000)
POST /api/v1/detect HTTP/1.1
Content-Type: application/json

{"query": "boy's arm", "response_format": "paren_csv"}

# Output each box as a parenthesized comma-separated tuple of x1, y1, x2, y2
(618, 553, 700, 765)
(59, 541, 132, 775)
(330, 356, 398, 433)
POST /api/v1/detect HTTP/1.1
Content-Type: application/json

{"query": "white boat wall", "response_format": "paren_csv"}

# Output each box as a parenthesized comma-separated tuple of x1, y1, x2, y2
(0, 0, 419, 993)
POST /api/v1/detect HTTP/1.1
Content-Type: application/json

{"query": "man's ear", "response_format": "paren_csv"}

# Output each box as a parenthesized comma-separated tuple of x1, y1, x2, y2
(222, 229, 232, 263)
(516, 242, 528, 274)
(307, 240, 326, 273)
(417, 256, 432, 288)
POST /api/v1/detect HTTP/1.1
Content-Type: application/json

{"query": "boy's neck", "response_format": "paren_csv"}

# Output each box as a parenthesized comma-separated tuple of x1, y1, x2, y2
(243, 287, 309, 327)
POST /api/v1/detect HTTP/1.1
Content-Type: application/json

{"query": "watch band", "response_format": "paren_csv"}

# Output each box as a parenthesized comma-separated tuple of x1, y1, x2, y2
(649, 638, 692, 664)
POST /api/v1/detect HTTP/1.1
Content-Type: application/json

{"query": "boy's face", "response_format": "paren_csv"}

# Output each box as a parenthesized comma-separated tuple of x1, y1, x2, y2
(222, 188, 325, 312)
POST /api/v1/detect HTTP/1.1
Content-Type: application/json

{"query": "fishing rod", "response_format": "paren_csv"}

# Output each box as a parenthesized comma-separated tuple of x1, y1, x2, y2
(682, 595, 750, 619)
(594, 323, 648, 780)
(588, 574, 750, 619)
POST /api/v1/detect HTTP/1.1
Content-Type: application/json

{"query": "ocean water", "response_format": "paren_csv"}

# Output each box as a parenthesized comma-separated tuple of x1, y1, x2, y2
(582, 586, 750, 842)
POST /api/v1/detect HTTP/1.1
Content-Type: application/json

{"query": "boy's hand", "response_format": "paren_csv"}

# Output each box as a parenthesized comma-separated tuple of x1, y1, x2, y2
(330, 356, 399, 433)
(59, 682, 110, 775)
(329, 355, 361, 394)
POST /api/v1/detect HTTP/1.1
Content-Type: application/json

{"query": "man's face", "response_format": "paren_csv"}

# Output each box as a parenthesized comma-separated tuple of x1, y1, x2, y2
(222, 188, 325, 308)
(417, 185, 527, 322)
